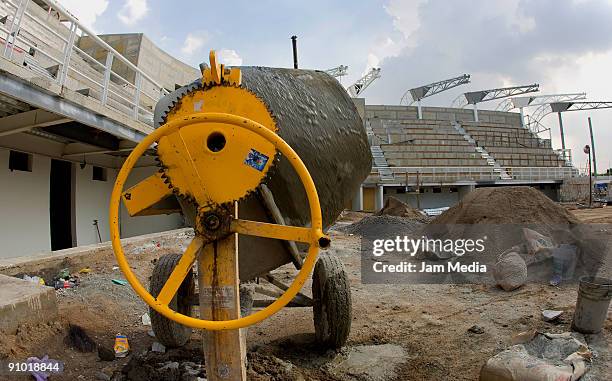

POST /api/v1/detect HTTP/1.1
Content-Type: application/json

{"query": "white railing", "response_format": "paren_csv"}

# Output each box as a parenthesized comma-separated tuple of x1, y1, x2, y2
(0, 0, 169, 125)
(370, 165, 578, 183)
(371, 166, 500, 182)
(505, 167, 578, 180)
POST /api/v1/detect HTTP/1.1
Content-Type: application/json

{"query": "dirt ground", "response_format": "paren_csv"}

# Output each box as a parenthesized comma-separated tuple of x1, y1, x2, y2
(0, 207, 610, 380)
(570, 205, 612, 224)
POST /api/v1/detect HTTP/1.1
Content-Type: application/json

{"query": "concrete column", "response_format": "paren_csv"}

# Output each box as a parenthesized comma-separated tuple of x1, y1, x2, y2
(375, 185, 384, 211)
(351, 185, 364, 211)
(473, 104, 479, 122)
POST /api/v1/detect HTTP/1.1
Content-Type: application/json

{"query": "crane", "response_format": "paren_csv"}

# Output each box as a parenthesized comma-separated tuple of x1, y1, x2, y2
(347, 67, 381, 97)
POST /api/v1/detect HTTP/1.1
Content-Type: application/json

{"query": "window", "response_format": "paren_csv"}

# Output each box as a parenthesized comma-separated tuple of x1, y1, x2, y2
(397, 187, 406, 194)
(433, 187, 442, 193)
(8, 151, 32, 172)
(450, 187, 458, 193)
(92, 166, 107, 181)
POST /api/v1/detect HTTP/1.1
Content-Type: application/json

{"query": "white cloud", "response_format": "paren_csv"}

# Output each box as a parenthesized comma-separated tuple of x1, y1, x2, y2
(217, 49, 243, 66)
(181, 32, 209, 57)
(383, 0, 426, 41)
(118, 0, 149, 26)
(365, 53, 380, 74)
(56, 0, 108, 30)
(366, 0, 612, 172)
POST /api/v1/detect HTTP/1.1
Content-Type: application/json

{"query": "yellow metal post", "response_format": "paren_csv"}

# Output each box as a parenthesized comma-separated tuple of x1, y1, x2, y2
(198, 203, 246, 381)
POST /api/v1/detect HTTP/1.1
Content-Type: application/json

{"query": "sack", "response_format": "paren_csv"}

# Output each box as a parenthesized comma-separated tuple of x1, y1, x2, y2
(480, 331, 590, 381)
(493, 250, 527, 291)
(523, 228, 554, 255)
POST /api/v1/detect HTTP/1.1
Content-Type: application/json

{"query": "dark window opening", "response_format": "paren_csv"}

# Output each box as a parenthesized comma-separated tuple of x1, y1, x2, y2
(433, 187, 442, 193)
(397, 187, 406, 194)
(50, 159, 73, 251)
(8, 151, 32, 172)
(450, 187, 458, 193)
(93, 166, 107, 181)
(419, 188, 425, 193)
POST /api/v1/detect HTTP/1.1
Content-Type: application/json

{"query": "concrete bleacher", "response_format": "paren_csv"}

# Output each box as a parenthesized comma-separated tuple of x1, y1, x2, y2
(461, 121, 568, 168)
(363, 104, 578, 185)
(372, 119, 489, 167)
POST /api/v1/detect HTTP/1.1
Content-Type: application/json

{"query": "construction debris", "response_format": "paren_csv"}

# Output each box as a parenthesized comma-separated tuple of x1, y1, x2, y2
(114, 334, 130, 358)
(541, 310, 563, 322)
(468, 325, 485, 334)
(338, 214, 424, 238)
(152, 341, 166, 353)
(141, 313, 151, 326)
(375, 196, 425, 220)
(480, 331, 591, 381)
(493, 249, 527, 291)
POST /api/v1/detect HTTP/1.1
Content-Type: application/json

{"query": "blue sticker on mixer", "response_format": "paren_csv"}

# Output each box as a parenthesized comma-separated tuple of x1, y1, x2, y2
(244, 149, 269, 171)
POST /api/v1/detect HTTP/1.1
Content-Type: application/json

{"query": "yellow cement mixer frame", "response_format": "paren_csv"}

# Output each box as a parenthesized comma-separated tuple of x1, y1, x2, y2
(109, 112, 328, 330)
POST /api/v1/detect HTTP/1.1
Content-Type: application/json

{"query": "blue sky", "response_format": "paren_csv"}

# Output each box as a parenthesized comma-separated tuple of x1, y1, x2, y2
(58, 0, 612, 172)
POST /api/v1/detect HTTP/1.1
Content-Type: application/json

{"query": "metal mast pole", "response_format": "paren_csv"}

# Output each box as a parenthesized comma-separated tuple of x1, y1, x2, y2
(557, 112, 566, 150)
(291, 36, 298, 69)
(589, 150, 592, 207)
(588, 117, 597, 178)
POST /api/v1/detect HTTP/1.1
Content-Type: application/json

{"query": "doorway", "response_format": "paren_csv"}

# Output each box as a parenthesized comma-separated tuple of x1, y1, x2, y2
(50, 159, 74, 250)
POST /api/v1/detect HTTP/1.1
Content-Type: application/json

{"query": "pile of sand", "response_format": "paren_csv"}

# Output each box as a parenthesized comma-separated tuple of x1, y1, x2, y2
(338, 214, 424, 238)
(432, 187, 580, 225)
(426, 187, 582, 265)
(375, 196, 425, 220)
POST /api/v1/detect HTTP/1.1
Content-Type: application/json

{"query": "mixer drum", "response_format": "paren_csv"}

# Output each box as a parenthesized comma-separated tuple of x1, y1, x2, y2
(154, 66, 371, 280)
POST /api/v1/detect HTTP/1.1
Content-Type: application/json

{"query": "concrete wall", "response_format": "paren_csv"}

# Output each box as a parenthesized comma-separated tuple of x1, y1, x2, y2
(119, 167, 184, 238)
(352, 98, 366, 121)
(138, 35, 200, 90)
(385, 186, 461, 209)
(365, 104, 522, 127)
(0, 150, 51, 258)
(76, 164, 184, 243)
(77, 33, 200, 91)
(360, 185, 475, 211)
(0, 150, 183, 259)
(74, 164, 116, 246)
(560, 177, 590, 202)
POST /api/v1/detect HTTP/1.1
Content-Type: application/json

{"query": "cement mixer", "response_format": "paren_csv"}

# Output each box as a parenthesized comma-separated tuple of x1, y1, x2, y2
(109, 51, 371, 380)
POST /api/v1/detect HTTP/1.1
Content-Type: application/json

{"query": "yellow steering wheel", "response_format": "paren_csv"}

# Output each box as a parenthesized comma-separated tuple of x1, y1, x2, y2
(109, 113, 329, 330)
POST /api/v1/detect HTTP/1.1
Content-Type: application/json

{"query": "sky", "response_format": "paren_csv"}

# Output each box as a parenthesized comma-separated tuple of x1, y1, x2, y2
(57, 0, 612, 173)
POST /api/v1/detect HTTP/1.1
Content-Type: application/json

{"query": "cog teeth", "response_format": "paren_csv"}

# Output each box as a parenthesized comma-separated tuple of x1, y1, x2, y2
(156, 80, 278, 204)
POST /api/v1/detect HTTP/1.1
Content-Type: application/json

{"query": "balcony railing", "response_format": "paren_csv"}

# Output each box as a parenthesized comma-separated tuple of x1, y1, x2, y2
(0, 0, 169, 125)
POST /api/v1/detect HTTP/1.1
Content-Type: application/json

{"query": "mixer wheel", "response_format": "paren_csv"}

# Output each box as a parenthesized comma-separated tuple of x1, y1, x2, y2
(149, 253, 195, 347)
(312, 255, 352, 349)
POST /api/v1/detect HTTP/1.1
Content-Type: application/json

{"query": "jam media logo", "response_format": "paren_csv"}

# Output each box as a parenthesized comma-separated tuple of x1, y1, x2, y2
(244, 149, 269, 171)
(362, 234, 491, 283)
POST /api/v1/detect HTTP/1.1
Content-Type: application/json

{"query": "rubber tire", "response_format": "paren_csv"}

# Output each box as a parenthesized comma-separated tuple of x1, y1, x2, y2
(149, 253, 195, 348)
(312, 255, 352, 349)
